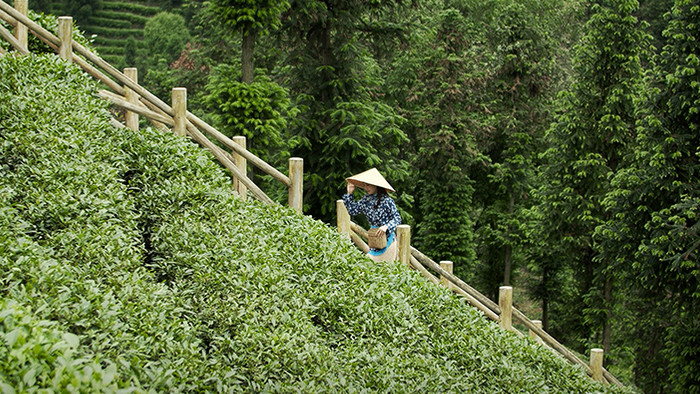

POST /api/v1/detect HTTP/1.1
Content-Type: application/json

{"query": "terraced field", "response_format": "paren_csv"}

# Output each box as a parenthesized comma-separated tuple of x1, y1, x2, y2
(32, 1, 168, 67)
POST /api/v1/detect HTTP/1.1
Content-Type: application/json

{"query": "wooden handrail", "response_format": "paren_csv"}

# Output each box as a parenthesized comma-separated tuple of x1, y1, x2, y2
(0, 7, 16, 26)
(98, 90, 173, 126)
(0, 21, 28, 55)
(185, 123, 275, 205)
(186, 112, 292, 187)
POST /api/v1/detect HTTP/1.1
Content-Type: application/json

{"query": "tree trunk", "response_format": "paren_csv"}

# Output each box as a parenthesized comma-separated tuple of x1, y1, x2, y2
(241, 24, 256, 84)
(503, 245, 512, 285)
(542, 265, 549, 331)
(503, 193, 515, 285)
(603, 276, 612, 355)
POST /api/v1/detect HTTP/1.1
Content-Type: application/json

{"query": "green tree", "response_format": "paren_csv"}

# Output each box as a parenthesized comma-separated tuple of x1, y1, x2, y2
(636, 0, 675, 50)
(279, 0, 411, 221)
(203, 64, 296, 182)
(141, 12, 191, 73)
(209, 0, 290, 83)
(598, 0, 700, 390)
(471, 0, 570, 298)
(535, 0, 653, 355)
(385, 2, 492, 280)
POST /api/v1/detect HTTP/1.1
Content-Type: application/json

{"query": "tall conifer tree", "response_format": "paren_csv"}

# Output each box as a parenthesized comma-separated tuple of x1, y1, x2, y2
(534, 0, 652, 353)
(598, 0, 699, 390)
(472, 0, 568, 299)
(279, 0, 410, 221)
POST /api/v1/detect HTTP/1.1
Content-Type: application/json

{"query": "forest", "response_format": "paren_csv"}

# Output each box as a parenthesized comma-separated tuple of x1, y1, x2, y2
(5, 0, 699, 392)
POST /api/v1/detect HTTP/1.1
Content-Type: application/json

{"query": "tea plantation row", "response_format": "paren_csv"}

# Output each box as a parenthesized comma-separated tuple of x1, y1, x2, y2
(0, 54, 631, 392)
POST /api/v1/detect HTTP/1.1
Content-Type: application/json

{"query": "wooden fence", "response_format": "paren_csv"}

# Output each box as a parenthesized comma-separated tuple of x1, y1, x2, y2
(1, 0, 623, 388)
(0, 0, 303, 213)
(337, 201, 624, 387)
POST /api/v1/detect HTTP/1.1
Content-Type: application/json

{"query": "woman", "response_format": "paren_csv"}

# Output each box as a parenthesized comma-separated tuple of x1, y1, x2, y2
(342, 168, 402, 262)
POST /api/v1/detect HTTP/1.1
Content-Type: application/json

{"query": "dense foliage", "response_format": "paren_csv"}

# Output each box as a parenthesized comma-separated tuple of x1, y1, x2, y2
(0, 54, 628, 392)
(3, 0, 697, 391)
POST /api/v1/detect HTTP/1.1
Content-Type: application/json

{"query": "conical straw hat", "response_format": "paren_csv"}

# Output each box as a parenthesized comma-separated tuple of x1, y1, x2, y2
(346, 168, 395, 192)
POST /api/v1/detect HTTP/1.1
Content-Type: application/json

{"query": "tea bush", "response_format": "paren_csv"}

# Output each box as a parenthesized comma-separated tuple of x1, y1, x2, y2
(0, 54, 632, 392)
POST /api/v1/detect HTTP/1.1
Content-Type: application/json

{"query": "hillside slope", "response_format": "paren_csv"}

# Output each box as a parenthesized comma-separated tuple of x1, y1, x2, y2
(0, 54, 630, 392)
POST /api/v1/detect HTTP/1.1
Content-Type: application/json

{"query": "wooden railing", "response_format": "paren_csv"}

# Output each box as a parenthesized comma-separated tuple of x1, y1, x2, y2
(336, 201, 624, 387)
(0, 0, 303, 213)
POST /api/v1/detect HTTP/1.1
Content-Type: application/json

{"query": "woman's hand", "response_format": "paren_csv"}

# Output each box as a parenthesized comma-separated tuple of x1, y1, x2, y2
(346, 182, 356, 194)
(378, 225, 388, 234)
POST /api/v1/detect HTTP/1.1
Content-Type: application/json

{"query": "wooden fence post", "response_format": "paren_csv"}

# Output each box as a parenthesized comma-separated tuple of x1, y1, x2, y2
(14, 0, 27, 51)
(529, 320, 544, 344)
(590, 348, 604, 383)
(232, 136, 247, 200)
(57, 16, 72, 62)
(124, 68, 139, 131)
(499, 286, 513, 331)
(397, 225, 411, 266)
(336, 200, 350, 238)
(288, 157, 303, 214)
(172, 87, 187, 137)
(440, 261, 454, 291)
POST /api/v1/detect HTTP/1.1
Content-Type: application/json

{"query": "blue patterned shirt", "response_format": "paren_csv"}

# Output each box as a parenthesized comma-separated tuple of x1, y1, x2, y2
(341, 193, 402, 237)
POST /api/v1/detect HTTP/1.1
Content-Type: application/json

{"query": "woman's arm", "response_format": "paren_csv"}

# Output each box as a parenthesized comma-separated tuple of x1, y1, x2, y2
(342, 183, 367, 216)
(382, 198, 402, 235)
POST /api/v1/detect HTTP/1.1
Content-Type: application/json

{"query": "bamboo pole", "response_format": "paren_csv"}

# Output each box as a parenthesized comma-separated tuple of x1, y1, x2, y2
(13, 0, 26, 51)
(440, 261, 454, 290)
(512, 308, 592, 374)
(337, 200, 351, 238)
(57, 16, 72, 62)
(411, 247, 501, 315)
(185, 123, 274, 205)
(410, 255, 441, 285)
(590, 349, 604, 383)
(172, 88, 187, 137)
(138, 97, 172, 132)
(499, 286, 513, 331)
(98, 90, 173, 126)
(603, 369, 622, 387)
(397, 225, 411, 267)
(232, 136, 247, 199)
(0, 3, 125, 95)
(530, 320, 544, 345)
(351, 222, 368, 239)
(0, 22, 28, 55)
(288, 157, 303, 213)
(0, 7, 15, 26)
(0, 2, 58, 47)
(186, 112, 292, 186)
(110, 118, 125, 129)
(124, 68, 139, 131)
(350, 231, 369, 253)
